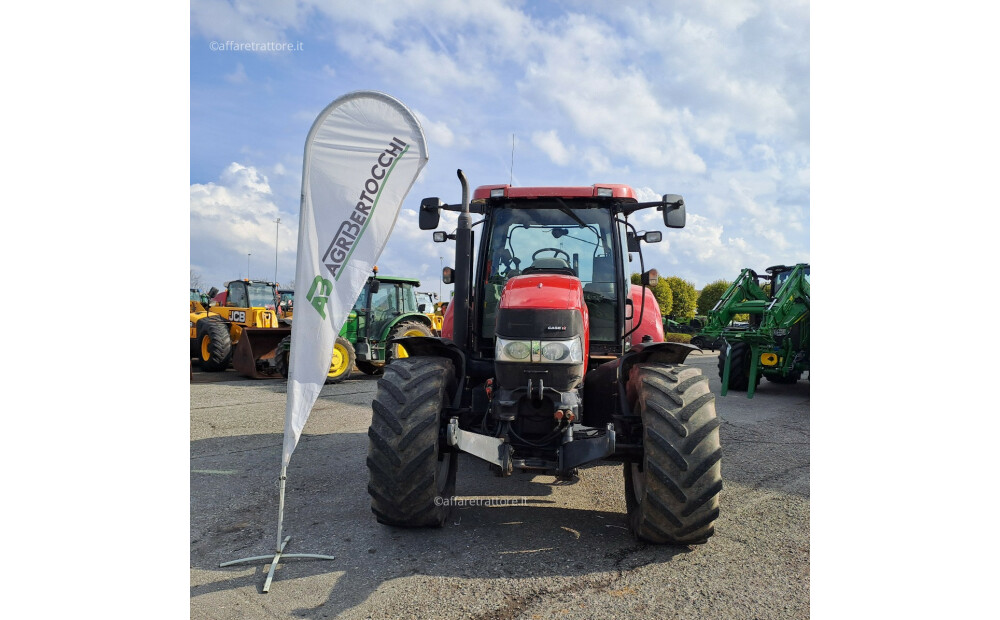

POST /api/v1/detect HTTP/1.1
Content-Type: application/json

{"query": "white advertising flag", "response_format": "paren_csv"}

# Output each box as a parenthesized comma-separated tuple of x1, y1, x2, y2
(283, 91, 428, 467)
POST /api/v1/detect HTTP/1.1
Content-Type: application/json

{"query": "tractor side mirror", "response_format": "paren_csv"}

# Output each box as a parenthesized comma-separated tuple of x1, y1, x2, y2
(662, 194, 686, 229)
(369, 279, 380, 294)
(627, 231, 640, 253)
(419, 197, 443, 230)
(628, 231, 662, 252)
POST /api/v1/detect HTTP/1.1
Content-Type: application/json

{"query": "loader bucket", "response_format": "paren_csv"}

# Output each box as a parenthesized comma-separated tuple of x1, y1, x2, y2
(232, 327, 292, 379)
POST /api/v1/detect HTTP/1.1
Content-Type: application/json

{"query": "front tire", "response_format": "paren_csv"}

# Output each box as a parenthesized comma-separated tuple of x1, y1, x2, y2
(197, 318, 232, 372)
(624, 364, 722, 544)
(718, 340, 759, 391)
(275, 335, 357, 383)
(367, 357, 457, 527)
(326, 337, 356, 384)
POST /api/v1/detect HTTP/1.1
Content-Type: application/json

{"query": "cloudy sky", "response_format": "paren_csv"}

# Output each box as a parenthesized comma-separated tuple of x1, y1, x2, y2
(189, 0, 809, 295)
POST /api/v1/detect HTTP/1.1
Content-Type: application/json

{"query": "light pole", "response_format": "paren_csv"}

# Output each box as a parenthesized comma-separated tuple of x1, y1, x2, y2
(247, 252, 251, 280)
(274, 217, 280, 284)
(439, 256, 443, 300)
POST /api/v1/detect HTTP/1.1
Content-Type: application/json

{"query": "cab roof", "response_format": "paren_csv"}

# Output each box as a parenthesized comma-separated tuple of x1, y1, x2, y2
(472, 184, 638, 202)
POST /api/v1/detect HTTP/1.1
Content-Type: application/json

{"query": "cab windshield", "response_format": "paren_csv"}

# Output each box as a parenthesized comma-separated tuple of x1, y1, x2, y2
(482, 207, 619, 341)
(247, 283, 277, 310)
(773, 266, 809, 297)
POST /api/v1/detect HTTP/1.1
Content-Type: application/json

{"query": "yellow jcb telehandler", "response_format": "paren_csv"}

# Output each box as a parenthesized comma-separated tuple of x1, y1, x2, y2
(190, 279, 290, 378)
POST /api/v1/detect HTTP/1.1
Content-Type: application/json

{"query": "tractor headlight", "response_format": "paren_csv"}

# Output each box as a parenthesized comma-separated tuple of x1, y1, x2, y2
(501, 339, 531, 361)
(496, 337, 583, 364)
(540, 339, 582, 363)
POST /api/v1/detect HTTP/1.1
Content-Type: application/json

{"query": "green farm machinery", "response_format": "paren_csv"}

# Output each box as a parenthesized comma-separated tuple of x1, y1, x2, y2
(274, 270, 435, 383)
(696, 263, 810, 398)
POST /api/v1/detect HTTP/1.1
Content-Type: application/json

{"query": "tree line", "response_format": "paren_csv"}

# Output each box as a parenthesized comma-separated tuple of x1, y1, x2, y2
(629, 273, 733, 320)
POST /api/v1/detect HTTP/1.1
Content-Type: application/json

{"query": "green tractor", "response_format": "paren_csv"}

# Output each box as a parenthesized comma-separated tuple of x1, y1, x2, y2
(696, 263, 810, 398)
(274, 271, 435, 383)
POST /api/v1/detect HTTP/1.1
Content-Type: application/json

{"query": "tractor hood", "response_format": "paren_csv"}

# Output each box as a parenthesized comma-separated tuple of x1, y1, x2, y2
(499, 274, 584, 311)
(495, 273, 590, 374)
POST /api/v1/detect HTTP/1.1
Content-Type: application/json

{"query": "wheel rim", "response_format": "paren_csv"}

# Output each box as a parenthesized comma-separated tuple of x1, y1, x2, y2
(328, 342, 350, 378)
(200, 335, 211, 361)
(393, 328, 427, 359)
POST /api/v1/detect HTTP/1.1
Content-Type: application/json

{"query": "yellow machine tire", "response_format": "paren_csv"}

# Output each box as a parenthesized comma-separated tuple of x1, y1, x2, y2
(197, 318, 232, 372)
(326, 337, 356, 384)
(386, 320, 434, 364)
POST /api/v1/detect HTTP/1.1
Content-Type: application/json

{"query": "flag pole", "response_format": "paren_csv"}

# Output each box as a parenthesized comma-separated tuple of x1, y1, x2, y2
(219, 463, 336, 593)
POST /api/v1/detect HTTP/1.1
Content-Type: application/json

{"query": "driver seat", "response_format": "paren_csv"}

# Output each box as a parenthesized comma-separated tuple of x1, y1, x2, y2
(521, 257, 576, 276)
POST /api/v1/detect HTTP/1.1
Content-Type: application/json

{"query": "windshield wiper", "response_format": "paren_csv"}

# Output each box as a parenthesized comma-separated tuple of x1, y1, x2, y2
(556, 200, 591, 230)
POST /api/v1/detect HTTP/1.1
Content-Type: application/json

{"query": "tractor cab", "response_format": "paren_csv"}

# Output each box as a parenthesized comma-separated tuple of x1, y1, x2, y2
(766, 264, 810, 298)
(225, 280, 279, 311)
(345, 272, 435, 373)
(277, 288, 294, 317)
(351, 274, 420, 346)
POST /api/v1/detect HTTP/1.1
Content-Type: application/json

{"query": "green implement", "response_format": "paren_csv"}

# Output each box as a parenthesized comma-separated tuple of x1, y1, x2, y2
(696, 263, 809, 398)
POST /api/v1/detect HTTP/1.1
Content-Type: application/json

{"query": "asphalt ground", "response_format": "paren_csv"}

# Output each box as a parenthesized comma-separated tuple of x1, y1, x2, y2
(190, 350, 809, 619)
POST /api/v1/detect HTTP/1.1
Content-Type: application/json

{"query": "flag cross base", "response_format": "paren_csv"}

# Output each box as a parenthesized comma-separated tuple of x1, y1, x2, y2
(219, 470, 335, 593)
(220, 536, 336, 593)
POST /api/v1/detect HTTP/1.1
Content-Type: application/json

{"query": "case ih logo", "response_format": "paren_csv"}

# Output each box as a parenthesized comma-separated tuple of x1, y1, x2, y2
(321, 137, 409, 281)
(546, 326, 567, 331)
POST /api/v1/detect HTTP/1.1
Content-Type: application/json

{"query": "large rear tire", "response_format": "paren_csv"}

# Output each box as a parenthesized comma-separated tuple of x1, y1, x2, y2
(326, 337, 356, 384)
(367, 357, 457, 527)
(624, 364, 722, 544)
(385, 320, 433, 364)
(718, 340, 759, 391)
(197, 318, 232, 372)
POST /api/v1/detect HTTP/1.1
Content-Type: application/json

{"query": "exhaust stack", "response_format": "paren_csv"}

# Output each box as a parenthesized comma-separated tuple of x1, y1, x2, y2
(452, 169, 473, 350)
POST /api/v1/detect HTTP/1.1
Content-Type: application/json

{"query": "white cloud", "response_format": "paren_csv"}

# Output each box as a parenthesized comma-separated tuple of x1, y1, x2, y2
(189, 0, 809, 290)
(415, 111, 456, 148)
(191, 0, 310, 43)
(531, 130, 572, 166)
(190, 163, 296, 286)
(516, 14, 707, 174)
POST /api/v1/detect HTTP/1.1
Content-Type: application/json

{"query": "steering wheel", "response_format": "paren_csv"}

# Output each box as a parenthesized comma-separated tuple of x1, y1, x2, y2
(532, 247, 571, 262)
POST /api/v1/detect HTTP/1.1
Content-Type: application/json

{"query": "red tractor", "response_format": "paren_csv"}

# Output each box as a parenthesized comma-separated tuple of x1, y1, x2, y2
(366, 171, 722, 544)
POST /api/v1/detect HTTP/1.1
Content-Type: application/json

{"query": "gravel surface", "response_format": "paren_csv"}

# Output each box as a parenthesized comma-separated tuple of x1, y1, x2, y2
(190, 350, 809, 618)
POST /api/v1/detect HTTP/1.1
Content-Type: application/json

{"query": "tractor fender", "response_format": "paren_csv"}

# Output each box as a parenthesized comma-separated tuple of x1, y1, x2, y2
(619, 341, 699, 381)
(581, 341, 699, 430)
(391, 336, 468, 406)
